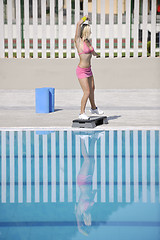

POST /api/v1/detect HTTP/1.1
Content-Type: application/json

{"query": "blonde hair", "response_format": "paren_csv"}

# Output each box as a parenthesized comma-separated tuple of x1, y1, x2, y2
(80, 24, 91, 41)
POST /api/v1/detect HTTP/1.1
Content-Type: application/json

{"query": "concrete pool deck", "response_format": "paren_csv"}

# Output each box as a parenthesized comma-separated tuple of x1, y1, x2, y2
(0, 89, 160, 129)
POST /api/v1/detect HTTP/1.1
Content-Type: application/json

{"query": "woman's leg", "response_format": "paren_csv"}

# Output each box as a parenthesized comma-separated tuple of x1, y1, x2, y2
(79, 137, 96, 176)
(78, 78, 90, 114)
(88, 76, 96, 110)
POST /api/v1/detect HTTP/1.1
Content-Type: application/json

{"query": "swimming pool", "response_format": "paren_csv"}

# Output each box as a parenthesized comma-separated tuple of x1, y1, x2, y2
(0, 129, 160, 240)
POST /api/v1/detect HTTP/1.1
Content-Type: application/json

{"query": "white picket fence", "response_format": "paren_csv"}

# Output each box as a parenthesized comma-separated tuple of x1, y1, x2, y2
(0, 0, 159, 58)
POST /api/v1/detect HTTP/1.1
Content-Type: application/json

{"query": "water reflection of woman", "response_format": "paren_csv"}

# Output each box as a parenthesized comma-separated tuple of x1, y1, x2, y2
(75, 132, 102, 236)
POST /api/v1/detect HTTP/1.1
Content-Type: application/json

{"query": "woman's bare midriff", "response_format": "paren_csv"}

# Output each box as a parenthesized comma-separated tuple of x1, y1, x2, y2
(78, 54, 92, 68)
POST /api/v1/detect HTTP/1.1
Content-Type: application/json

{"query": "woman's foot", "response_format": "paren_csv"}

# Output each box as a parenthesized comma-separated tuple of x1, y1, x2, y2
(78, 113, 90, 120)
(89, 107, 104, 115)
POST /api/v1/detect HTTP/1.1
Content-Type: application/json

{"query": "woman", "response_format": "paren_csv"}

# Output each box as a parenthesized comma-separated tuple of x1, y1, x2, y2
(74, 16, 104, 120)
(75, 133, 97, 236)
(75, 131, 104, 236)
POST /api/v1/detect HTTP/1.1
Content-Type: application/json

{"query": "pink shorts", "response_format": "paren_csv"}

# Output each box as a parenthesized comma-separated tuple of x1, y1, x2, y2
(77, 174, 92, 186)
(76, 65, 93, 79)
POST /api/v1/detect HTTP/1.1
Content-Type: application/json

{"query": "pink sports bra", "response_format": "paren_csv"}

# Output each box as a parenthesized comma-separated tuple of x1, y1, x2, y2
(78, 41, 94, 55)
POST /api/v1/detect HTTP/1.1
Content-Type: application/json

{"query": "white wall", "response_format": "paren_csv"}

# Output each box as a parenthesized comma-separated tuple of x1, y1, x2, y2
(0, 58, 159, 89)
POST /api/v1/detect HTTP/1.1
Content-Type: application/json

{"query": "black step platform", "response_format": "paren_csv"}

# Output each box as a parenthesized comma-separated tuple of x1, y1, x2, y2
(72, 116, 108, 128)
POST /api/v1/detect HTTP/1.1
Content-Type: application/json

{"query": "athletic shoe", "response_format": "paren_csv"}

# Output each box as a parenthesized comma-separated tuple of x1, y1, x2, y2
(78, 113, 90, 120)
(89, 107, 104, 115)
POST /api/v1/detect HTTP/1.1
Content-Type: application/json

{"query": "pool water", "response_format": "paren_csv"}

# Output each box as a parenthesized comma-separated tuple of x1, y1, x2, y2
(0, 129, 160, 240)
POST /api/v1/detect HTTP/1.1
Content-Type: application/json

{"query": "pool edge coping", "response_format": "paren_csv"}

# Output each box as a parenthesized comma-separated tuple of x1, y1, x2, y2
(0, 126, 160, 131)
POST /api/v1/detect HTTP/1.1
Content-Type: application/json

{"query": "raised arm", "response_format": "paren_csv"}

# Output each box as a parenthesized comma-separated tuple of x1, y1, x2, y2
(74, 20, 83, 43)
(74, 16, 90, 44)
(75, 204, 89, 236)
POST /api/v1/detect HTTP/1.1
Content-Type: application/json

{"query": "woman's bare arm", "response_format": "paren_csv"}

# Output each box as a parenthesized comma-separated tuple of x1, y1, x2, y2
(74, 19, 83, 43)
(86, 40, 100, 58)
(74, 16, 90, 44)
(92, 50, 100, 58)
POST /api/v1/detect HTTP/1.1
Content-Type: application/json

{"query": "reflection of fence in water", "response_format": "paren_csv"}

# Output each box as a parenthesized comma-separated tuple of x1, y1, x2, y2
(0, 130, 159, 204)
(0, 0, 159, 58)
